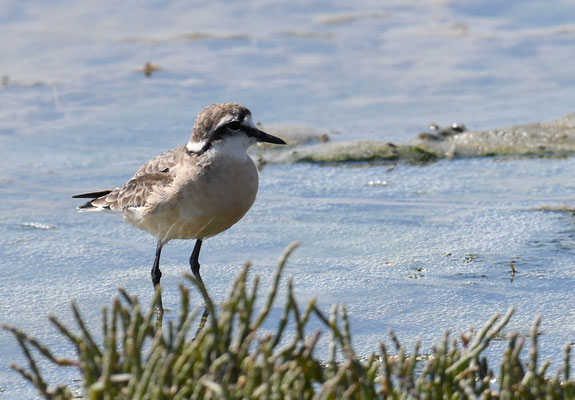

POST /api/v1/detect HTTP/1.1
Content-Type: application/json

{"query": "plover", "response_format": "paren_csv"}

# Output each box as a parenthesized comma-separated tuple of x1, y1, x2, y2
(73, 103, 286, 309)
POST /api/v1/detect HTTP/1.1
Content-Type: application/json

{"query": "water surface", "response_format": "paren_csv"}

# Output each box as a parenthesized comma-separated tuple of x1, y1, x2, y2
(1, 1, 575, 397)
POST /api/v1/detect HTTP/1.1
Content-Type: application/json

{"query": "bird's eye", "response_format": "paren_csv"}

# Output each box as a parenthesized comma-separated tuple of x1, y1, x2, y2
(227, 121, 241, 131)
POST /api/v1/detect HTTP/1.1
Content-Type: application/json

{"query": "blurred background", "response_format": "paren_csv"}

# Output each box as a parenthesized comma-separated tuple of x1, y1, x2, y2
(1, 1, 575, 397)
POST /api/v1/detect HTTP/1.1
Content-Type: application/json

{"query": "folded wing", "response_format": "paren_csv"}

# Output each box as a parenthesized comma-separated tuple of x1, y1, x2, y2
(73, 146, 186, 211)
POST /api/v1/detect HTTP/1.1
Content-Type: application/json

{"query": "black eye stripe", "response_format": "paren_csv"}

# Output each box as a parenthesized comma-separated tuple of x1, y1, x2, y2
(227, 121, 241, 131)
(210, 121, 244, 142)
(188, 112, 253, 155)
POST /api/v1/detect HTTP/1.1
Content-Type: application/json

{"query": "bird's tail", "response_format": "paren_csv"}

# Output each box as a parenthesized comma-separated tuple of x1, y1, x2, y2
(73, 190, 113, 211)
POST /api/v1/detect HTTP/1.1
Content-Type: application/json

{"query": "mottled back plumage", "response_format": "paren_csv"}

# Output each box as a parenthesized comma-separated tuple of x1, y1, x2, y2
(86, 146, 186, 211)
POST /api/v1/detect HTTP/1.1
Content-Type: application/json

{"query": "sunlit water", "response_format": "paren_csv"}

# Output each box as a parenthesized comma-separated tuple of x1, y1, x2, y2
(2, 1, 575, 397)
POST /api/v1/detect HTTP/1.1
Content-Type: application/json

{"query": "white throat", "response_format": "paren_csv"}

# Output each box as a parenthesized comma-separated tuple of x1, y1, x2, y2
(212, 134, 256, 158)
(187, 134, 256, 158)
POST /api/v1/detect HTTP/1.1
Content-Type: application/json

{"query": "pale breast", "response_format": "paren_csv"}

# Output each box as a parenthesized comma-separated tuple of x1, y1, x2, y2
(127, 154, 259, 242)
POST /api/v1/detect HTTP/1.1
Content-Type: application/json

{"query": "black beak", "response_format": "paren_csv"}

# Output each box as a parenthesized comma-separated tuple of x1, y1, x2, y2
(250, 128, 286, 145)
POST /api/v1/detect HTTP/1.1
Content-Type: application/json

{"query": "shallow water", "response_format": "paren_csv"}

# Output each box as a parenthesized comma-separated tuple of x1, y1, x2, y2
(2, 1, 575, 397)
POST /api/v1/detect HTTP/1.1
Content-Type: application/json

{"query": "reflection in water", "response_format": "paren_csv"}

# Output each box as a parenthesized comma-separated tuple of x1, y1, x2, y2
(509, 261, 516, 283)
(154, 305, 209, 339)
(194, 308, 210, 338)
(155, 306, 163, 331)
(153, 277, 211, 339)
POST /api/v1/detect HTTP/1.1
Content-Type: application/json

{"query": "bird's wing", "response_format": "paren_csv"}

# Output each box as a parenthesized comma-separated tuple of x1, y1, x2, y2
(76, 146, 188, 211)
(91, 172, 174, 211)
(131, 145, 186, 179)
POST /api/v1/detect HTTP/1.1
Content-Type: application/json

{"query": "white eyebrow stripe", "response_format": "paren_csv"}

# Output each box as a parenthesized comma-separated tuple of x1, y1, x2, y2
(242, 114, 257, 129)
(214, 115, 236, 131)
(213, 113, 255, 132)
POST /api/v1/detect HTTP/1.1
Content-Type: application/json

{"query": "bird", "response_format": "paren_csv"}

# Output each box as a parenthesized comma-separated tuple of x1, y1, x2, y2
(73, 103, 286, 310)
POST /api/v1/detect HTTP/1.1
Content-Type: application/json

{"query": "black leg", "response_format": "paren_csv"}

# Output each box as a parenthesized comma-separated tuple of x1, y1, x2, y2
(151, 240, 164, 311)
(189, 239, 204, 285)
(189, 239, 209, 325)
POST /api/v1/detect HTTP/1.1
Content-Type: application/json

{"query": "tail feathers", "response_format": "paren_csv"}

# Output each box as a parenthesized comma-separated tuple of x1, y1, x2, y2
(73, 190, 113, 199)
(74, 189, 113, 211)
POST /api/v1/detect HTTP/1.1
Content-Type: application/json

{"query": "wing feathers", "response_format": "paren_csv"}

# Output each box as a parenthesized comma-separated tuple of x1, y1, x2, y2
(74, 145, 187, 211)
(92, 173, 173, 210)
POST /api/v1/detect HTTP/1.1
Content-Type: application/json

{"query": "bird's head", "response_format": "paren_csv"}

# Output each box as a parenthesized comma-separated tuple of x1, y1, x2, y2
(186, 103, 286, 154)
